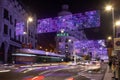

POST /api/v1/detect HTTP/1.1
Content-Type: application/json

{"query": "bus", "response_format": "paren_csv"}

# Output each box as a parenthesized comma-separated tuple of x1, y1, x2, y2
(12, 49, 65, 64)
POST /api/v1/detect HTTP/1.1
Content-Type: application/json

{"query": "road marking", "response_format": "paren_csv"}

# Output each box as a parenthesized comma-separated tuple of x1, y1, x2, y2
(0, 70, 10, 72)
(39, 67, 68, 75)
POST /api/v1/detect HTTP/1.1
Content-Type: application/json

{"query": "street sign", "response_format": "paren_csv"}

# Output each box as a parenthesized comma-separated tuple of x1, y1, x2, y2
(57, 33, 69, 36)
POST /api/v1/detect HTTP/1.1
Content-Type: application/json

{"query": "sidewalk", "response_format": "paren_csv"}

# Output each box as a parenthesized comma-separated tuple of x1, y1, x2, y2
(103, 65, 113, 80)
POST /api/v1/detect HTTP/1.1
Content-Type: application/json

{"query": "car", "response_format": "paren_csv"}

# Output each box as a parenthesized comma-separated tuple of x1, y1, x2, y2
(85, 61, 101, 70)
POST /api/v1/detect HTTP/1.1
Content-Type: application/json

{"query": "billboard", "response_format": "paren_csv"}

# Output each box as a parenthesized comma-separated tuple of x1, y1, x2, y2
(114, 38, 120, 50)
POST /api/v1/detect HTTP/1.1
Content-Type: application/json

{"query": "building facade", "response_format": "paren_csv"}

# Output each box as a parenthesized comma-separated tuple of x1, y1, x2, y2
(56, 4, 87, 61)
(55, 30, 87, 61)
(0, 0, 37, 63)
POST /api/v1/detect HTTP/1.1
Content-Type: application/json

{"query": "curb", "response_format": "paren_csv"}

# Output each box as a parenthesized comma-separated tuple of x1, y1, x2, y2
(102, 64, 108, 80)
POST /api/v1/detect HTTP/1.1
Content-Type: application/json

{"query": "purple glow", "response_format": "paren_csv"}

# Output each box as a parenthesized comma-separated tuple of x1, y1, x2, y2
(73, 40, 107, 59)
(73, 13, 84, 29)
(37, 18, 54, 33)
(84, 11, 100, 28)
(56, 15, 74, 30)
(16, 49, 65, 57)
(37, 10, 100, 33)
(16, 22, 25, 35)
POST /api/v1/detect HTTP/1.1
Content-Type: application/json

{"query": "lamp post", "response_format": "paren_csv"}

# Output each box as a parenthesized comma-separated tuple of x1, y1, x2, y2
(70, 40, 76, 64)
(105, 5, 120, 37)
(105, 6, 120, 79)
(105, 5, 116, 50)
(115, 20, 120, 37)
(26, 17, 34, 67)
(27, 17, 33, 45)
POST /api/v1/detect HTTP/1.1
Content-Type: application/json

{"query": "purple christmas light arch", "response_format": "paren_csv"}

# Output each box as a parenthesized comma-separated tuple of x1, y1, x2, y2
(73, 40, 108, 59)
(37, 10, 100, 33)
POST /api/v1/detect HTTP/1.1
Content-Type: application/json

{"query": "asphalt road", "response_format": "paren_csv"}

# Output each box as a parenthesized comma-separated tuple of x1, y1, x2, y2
(0, 63, 107, 80)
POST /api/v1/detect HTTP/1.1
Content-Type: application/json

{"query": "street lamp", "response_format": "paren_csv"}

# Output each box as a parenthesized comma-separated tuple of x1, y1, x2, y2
(105, 5, 115, 38)
(28, 17, 33, 22)
(60, 29, 64, 33)
(105, 5, 120, 36)
(45, 49, 48, 51)
(68, 39, 72, 42)
(23, 31, 27, 35)
(27, 17, 33, 44)
(108, 36, 112, 40)
(105, 5, 116, 50)
(115, 20, 120, 26)
(39, 46, 42, 49)
(27, 17, 33, 67)
(105, 5, 113, 11)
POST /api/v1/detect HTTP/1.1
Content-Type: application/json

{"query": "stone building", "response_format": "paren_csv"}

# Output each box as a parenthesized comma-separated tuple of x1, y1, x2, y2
(0, 0, 37, 63)
(56, 4, 87, 61)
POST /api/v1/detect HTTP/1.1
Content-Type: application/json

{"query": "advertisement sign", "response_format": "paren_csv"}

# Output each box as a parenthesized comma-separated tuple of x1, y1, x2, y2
(114, 38, 120, 50)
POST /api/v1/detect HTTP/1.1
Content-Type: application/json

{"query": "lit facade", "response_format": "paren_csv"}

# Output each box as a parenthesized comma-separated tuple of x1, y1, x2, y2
(56, 32, 108, 60)
(0, 0, 37, 63)
(55, 30, 87, 60)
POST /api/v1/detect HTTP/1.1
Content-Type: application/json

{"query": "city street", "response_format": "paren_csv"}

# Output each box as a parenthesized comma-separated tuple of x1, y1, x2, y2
(0, 63, 107, 80)
(0, 0, 120, 80)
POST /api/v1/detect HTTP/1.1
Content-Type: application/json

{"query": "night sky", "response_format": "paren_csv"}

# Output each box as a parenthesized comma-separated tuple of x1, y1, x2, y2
(19, 0, 120, 50)
(20, 0, 103, 18)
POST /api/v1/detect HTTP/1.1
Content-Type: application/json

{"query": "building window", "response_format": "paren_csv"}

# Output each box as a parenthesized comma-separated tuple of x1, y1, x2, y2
(10, 15, 13, 25)
(28, 39, 30, 43)
(4, 9, 9, 20)
(31, 33, 33, 38)
(35, 34, 37, 39)
(28, 30, 30, 36)
(59, 38, 62, 42)
(14, 31, 16, 39)
(30, 32, 32, 37)
(65, 44, 68, 49)
(118, 33, 120, 37)
(4, 24, 8, 34)
(9, 29, 11, 38)
(22, 36, 24, 42)
(65, 38, 68, 43)
(35, 42, 37, 47)
(25, 37, 27, 43)
(65, 50, 68, 53)
(14, 19, 17, 27)
(18, 35, 20, 41)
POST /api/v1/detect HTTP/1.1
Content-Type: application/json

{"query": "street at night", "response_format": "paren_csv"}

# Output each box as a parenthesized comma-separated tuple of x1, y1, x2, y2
(0, 62, 107, 80)
(0, 0, 120, 80)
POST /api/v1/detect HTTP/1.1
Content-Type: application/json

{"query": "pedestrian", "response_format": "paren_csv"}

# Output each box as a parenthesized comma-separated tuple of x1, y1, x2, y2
(108, 59, 112, 72)
(115, 63, 119, 80)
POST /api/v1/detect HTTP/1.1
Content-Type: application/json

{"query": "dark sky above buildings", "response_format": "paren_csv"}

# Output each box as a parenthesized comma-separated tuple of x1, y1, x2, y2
(20, 0, 120, 19)
(20, 0, 120, 50)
